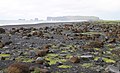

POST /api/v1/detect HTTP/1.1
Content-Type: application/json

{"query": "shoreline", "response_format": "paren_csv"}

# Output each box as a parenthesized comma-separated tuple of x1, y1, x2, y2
(0, 21, 85, 29)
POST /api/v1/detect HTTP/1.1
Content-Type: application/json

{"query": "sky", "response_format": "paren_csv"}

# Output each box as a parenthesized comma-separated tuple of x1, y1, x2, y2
(0, 0, 120, 20)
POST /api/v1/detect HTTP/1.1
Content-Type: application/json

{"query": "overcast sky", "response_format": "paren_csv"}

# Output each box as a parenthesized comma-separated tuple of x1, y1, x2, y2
(0, 0, 120, 20)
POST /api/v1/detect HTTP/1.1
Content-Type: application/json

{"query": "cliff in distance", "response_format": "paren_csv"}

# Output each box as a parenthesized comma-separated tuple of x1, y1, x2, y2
(47, 16, 100, 21)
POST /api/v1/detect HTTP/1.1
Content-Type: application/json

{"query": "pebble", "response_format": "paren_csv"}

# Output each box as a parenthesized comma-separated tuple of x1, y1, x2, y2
(70, 56, 80, 63)
(36, 57, 44, 64)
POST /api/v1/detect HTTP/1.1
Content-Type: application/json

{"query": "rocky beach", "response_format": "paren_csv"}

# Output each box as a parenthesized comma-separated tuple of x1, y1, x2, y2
(0, 21, 120, 73)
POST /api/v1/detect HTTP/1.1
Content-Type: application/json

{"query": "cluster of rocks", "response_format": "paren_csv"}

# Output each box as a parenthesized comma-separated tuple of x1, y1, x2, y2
(0, 22, 120, 73)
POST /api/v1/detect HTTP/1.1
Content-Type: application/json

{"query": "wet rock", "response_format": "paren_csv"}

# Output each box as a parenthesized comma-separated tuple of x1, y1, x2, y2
(56, 62, 63, 66)
(4, 41, 12, 45)
(107, 38, 116, 43)
(105, 65, 120, 73)
(7, 63, 30, 73)
(18, 51, 24, 56)
(10, 57, 15, 61)
(80, 55, 93, 61)
(36, 57, 44, 64)
(22, 36, 30, 39)
(69, 56, 80, 63)
(0, 28, 5, 34)
(31, 31, 38, 36)
(0, 36, 2, 39)
(29, 50, 36, 57)
(43, 63, 50, 67)
(3, 46, 10, 49)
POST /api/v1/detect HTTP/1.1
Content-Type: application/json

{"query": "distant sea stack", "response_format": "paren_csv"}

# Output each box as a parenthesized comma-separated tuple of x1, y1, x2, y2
(47, 16, 100, 21)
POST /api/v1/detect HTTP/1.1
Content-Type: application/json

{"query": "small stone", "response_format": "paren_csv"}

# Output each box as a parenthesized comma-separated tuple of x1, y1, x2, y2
(3, 46, 9, 49)
(69, 56, 80, 63)
(36, 50, 47, 57)
(43, 63, 50, 67)
(56, 62, 63, 66)
(36, 57, 44, 64)
(10, 57, 15, 61)
(29, 66, 36, 71)
(0, 57, 5, 60)
(40, 68, 50, 73)
(80, 55, 93, 61)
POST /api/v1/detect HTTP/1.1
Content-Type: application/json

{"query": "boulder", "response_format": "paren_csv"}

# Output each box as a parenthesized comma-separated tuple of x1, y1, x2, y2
(69, 56, 80, 63)
(105, 65, 120, 73)
(7, 63, 30, 73)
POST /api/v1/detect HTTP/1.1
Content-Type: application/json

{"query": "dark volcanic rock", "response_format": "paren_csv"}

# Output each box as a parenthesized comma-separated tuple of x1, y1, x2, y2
(0, 28, 5, 34)
(0, 57, 5, 60)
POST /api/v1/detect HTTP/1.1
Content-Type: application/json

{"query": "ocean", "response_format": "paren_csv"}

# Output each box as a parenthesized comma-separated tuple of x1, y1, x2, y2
(0, 20, 87, 26)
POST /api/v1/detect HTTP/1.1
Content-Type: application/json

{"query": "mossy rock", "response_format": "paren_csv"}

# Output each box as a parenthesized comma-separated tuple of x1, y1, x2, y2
(102, 58, 115, 63)
(45, 54, 66, 65)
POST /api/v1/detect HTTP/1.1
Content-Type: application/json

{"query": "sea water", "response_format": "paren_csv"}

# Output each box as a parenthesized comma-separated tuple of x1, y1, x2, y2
(0, 20, 87, 26)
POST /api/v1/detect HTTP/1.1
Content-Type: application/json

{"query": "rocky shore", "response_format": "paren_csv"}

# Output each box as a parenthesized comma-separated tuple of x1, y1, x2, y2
(0, 21, 120, 73)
